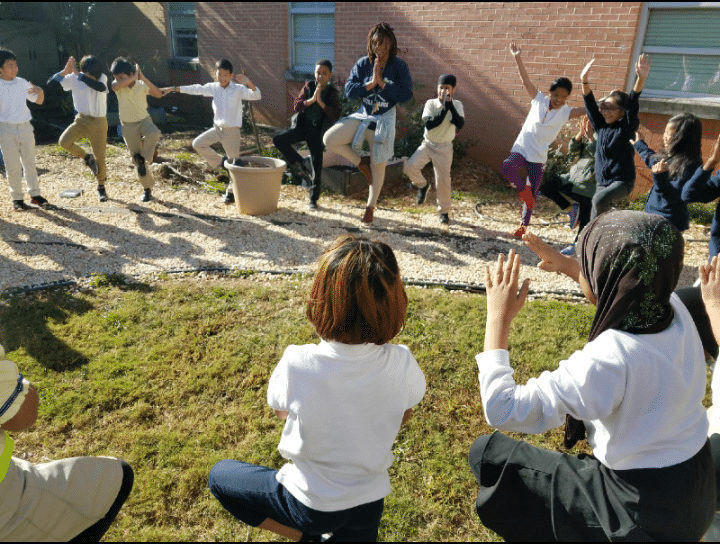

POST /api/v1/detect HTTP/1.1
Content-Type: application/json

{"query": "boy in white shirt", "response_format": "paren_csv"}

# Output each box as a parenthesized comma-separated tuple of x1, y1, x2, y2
(0, 48, 48, 211)
(162, 59, 261, 204)
(405, 74, 464, 225)
(111, 57, 164, 202)
(52, 55, 110, 202)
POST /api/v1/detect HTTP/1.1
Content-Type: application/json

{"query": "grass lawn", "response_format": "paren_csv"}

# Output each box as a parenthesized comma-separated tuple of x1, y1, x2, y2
(1, 275, 705, 541)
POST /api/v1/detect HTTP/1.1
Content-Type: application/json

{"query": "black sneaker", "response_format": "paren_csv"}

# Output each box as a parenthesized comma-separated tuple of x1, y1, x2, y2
(13, 199, 31, 211)
(97, 185, 108, 202)
(30, 195, 48, 207)
(415, 183, 430, 205)
(85, 154, 99, 176)
(223, 191, 235, 204)
(308, 199, 318, 210)
(133, 153, 147, 177)
(141, 188, 152, 202)
(301, 156, 315, 186)
(439, 213, 450, 225)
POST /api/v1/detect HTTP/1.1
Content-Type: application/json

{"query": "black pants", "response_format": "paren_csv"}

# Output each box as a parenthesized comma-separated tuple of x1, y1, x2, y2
(273, 121, 324, 202)
(539, 174, 593, 236)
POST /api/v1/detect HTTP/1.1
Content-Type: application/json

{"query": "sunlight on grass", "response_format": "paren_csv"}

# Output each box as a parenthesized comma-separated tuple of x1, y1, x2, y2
(0, 278, 598, 541)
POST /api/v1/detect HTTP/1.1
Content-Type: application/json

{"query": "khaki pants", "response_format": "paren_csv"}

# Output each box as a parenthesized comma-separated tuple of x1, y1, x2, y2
(0, 121, 41, 201)
(121, 117, 161, 189)
(405, 139, 453, 214)
(323, 117, 387, 207)
(192, 125, 241, 169)
(59, 113, 108, 182)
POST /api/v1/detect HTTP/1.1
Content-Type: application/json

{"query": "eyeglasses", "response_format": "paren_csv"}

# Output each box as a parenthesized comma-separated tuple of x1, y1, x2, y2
(598, 102, 621, 112)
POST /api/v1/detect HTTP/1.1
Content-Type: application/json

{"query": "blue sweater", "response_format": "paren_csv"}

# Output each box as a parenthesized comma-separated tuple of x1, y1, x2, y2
(344, 56, 413, 116)
(634, 140, 707, 232)
(682, 169, 720, 259)
(584, 90, 640, 187)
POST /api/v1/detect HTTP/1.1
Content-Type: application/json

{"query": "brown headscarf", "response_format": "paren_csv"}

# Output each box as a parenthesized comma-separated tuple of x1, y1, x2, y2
(564, 210, 685, 448)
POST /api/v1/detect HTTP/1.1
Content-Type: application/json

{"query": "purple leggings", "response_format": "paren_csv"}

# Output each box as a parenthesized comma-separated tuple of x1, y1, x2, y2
(501, 152, 544, 226)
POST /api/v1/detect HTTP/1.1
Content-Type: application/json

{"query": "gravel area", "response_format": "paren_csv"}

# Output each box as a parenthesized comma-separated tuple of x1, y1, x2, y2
(0, 140, 712, 298)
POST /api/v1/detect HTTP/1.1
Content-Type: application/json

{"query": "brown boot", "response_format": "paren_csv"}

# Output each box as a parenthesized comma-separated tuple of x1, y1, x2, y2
(361, 206, 374, 224)
(358, 156, 372, 185)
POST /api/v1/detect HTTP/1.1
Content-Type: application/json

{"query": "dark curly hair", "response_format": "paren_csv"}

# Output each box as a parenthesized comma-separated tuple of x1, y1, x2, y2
(366, 22, 398, 62)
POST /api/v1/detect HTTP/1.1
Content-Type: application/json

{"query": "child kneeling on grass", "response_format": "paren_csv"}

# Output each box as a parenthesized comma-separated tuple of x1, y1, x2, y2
(470, 211, 715, 541)
(0, 344, 133, 541)
(209, 234, 426, 542)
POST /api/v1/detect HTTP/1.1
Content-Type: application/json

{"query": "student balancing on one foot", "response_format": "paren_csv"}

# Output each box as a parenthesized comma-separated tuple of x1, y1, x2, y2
(52, 55, 110, 202)
(502, 41, 585, 238)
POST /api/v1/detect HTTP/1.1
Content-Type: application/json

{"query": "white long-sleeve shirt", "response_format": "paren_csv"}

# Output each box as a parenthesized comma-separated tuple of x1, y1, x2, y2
(476, 294, 708, 470)
(179, 81, 261, 127)
(57, 73, 108, 117)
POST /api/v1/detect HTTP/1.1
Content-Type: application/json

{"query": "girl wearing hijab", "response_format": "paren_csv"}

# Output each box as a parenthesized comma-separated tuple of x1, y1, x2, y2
(468, 211, 715, 541)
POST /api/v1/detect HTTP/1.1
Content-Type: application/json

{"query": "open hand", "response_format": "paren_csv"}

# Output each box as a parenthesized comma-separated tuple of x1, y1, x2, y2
(700, 256, 720, 310)
(523, 231, 580, 283)
(134, 64, 142, 81)
(579, 116, 592, 138)
(652, 158, 669, 174)
(235, 73, 251, 86)
(629, 129, 643, 145)
(636, 53, 652, 80)
(509, 41, 521, 57)
(485, 249, 530, 325)
(580, 58, 595, 81)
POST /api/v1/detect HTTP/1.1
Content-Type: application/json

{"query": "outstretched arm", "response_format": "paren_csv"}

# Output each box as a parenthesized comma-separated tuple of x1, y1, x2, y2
(510, 42, 538, 99)
(700, 256, 720, 346)
(524, 232, 581, 282)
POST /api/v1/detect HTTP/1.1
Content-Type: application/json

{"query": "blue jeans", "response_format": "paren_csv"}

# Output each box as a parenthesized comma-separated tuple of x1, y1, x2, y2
(208, 460, 385, 542)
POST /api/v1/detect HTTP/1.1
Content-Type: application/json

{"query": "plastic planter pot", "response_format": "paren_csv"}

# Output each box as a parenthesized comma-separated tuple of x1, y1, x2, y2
(226, 157, 287, 215)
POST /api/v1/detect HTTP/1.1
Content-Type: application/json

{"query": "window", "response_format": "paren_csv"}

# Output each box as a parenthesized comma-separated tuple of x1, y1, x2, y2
(168, 2, 198, 60)
(633, 3, 720, 100)
(290, 2, 334, 74)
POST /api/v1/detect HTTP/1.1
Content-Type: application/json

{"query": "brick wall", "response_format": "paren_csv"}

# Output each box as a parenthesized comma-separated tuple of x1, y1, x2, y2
(195, 2, 289, 126)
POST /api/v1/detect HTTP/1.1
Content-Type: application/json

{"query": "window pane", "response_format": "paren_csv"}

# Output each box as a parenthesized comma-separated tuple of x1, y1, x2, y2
(291, 2, 334, 10)
(644, 53, 720, 96)
(168, 2, 195, 14)
(294, 14, 334, 43)
(645, 8, 720, 49)
(294, 43, 334, 72)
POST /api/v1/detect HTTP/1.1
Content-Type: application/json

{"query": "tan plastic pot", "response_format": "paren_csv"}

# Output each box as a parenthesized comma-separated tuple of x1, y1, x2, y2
(226, 157, 286, 215)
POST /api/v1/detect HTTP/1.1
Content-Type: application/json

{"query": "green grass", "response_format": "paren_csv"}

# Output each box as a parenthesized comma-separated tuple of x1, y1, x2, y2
(0, 277, 702, 541)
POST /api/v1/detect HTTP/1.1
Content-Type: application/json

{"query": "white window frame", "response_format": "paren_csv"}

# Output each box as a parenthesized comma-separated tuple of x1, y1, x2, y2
(628, 2, 720, 102)
(168, 2, 198, 61)
(289, 2, 335, 75)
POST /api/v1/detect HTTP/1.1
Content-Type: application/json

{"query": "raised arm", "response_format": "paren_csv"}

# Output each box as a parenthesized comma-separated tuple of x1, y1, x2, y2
(633, 53, 652, 94)
(510, 42, 538, 99)
(700, 256, 720, 346)
(683, 134, 720, 202)
(137, 65, 163, 99)
(484, 249, 530, 352)
(111, 71, 138, 92)
(524, 232, 581, 282)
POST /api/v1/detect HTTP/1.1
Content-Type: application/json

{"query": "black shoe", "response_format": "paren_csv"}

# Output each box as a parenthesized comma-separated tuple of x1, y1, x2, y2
(30, 195, 48, 207)
(415, 183, 430, 205)
(85, 154, 99, 176)
(439, 213, 450, 225)
(13, 199, 31, 211)
(133, 153, 147, 177)
(232, 158, 246, 167)
(223, 191, 235, 204)
(308, 199, 318, 210)
(141, 189, 152, 202)
(97, 185, 108, 202)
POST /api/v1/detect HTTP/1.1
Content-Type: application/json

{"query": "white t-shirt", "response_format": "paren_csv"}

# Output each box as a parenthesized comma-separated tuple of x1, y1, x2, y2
(179, 81, 261, 127)
(59, 73, 108, 117)
(476, 294, 708, 470)
(0, 77, 39, 124)
(423, 98, 464, 144)
(268, 340, 426, 511)
(510, 90, 572, 164)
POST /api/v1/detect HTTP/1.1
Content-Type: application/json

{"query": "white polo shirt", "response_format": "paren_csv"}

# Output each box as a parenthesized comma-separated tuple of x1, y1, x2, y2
(0, 77, 39, 124)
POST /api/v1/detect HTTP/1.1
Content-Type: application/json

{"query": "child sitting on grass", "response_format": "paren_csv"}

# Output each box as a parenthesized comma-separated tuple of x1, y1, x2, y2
(110, 58, 164, 203)
(162, 59, 261, 204)
(0, 343, 133, 541)
(405, 74, 465, 226)
(469, 211, 715, 541)
(209, 234, 426, 542)
(52, 55, 110, 202)
(0, 48, 48, 211)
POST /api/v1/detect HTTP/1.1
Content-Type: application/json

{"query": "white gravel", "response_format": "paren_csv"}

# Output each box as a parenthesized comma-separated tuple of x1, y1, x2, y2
(0, 144, 711, 297)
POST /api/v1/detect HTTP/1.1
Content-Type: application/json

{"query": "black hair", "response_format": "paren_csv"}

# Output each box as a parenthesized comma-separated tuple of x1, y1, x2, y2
(0, 48, 17, 69)
(658, 113, 703, 179)
(549, 77, 572, 94)
(603, 89, 630, 111)
(80, 55, 103, 79)
(110, 57, 134, 76)
(316, 59, 332, 72)
(367, 22, 398, 62)
(215, 59, 233, 73)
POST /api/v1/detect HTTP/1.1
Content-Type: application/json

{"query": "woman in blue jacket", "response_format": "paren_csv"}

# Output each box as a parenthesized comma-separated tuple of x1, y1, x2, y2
(323, 22, 413, 224)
